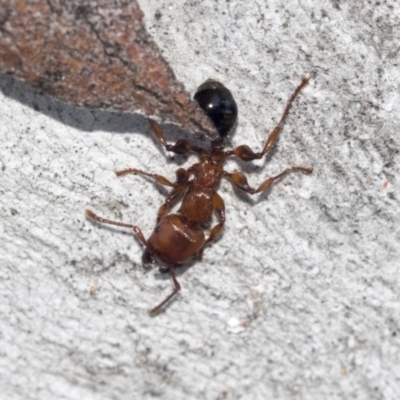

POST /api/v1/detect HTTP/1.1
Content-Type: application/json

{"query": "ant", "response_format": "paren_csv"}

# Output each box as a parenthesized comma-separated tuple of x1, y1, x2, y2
(86, 77, 312, 315)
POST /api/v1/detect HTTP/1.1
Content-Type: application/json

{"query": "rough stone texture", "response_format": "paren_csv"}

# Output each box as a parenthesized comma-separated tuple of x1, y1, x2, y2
(0, 0, 215, 137)
(1, 1, 400, 399)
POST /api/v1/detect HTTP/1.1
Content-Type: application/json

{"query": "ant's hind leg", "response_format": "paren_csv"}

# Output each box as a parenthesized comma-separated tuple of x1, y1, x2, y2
(148, 267, 181, 316)
(259, 78, 309, 156)
(224, 166, 312, 195)
(228, 78, 309, 161)
(149, 119, 202, 155)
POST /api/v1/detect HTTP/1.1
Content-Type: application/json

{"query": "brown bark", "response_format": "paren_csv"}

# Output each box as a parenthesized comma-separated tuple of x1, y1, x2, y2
(0, 0, 216, 137)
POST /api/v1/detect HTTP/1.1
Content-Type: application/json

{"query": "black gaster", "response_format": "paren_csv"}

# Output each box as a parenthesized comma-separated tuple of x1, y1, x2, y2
(194, 80, 238, 138)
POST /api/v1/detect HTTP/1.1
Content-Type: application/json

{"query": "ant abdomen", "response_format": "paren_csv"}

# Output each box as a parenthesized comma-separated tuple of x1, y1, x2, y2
(194, 80, 238, 138)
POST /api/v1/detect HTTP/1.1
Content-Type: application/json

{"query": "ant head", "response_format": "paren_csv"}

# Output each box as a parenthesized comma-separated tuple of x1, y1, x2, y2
(194, 80, 238, 139)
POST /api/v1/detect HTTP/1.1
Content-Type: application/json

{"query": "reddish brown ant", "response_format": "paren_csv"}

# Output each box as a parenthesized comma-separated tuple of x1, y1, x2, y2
(86, 78, 312, 315)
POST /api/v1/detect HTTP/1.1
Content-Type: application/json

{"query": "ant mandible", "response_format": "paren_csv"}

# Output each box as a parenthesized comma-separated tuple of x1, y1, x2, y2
(86, 77, 312, 315)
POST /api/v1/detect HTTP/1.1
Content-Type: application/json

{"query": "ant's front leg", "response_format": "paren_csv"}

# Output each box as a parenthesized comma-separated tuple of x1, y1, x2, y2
(225, 78, 309, 162)
(116, 167, 192, 221)
(85, 209, 149, 249)
(149, 119, 203, 155)
(156, 168, 192, 221)
(148, 267, 181, 316)
(115, 168, 175, 187)
(197, 192, 225, 260)
(224, 166, 312, 195)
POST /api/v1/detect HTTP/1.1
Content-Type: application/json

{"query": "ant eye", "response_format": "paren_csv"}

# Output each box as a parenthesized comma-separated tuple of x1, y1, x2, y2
(194, 80, 238, 138)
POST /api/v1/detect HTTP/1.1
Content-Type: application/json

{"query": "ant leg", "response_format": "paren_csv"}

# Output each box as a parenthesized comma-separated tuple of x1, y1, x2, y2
(115, 168, 174, 187)
(207, 192, 226, 243)
(85, 209, 149, 248)
(197, 193, 226, 261)
(116, 166, 191, 220)
(154, 168, 191, 221)
(226, 78, 309, 161)
(149, 119, 202, 155)
(157, 184, 188, 221)
(148, 267, 181, 316)
(224, 166, 312, 194)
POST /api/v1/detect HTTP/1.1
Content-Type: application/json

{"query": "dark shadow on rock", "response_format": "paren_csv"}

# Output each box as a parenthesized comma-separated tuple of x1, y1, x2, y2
(0, 74, 203, 141)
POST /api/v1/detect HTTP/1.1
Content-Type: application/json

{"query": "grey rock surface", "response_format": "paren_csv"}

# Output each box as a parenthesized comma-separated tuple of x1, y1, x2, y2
(1, 1, 399, 399)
